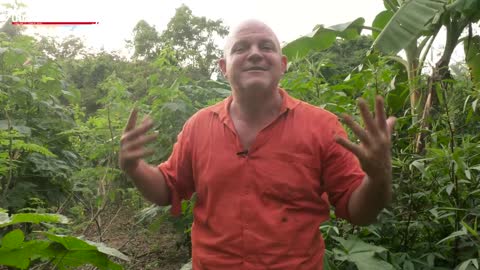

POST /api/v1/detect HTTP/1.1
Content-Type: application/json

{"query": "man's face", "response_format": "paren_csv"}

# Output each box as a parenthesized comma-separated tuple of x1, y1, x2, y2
(219, 23, 287, 93)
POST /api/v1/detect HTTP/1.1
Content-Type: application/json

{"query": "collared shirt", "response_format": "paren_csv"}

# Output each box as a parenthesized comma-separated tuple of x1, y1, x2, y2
(158, 88, 365, 270)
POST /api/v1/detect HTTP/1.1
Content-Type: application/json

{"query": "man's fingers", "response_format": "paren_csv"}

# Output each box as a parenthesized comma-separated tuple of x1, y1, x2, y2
(124, 149, 155, 161)
(123, 133, 158, 150)
(358, 99, 377, 135)
(124, 108, 138, 132)
(335, 136, 364, 159)
(121, 117, 154, 143)
(341, 114, 370, 145)
(375, 96, 387, 132)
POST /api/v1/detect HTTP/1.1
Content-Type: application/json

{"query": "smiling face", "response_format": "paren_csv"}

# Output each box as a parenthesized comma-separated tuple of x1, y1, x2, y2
(219, 21, 287, 94)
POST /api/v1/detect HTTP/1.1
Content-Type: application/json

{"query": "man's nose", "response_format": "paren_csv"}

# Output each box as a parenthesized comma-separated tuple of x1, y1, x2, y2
(247, 46, 262, 62)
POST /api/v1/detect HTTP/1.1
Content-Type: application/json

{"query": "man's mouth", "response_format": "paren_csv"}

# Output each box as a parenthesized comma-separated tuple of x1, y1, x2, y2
(244, 67, 268, 71)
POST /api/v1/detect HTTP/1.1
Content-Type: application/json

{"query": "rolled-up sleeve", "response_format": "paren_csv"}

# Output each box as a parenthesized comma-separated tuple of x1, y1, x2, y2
(158, 119, 195, 216)
(321, 118, 365, 221)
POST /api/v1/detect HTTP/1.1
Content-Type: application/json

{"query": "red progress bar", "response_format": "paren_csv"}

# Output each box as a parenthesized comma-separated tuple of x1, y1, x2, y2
(12, 22, 99, 25)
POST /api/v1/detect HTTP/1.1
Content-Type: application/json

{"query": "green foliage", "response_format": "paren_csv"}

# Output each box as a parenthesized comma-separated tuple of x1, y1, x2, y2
(0, 209, 127, 269)
(160, 4, 229, 79)
(373, 0, 447, 54)
(131, 20, 161, 61)
(332, 236, 394, 270)
(283, 18, 365, 59)
(465, 35, 480, 88)
(0, 209, 69, 227)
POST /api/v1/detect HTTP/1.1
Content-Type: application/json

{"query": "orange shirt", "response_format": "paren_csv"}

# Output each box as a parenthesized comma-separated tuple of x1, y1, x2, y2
(158, 88, 365, 270)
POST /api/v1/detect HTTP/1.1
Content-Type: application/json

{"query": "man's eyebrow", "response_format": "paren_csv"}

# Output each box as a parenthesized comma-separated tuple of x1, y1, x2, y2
(260, 39, 278, 50)
(260, 39, 275, 44)
(231, 40, 248, 49)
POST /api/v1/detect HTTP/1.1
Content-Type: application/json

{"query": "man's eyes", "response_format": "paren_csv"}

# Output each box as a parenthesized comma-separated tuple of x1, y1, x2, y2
(261, 44, 274, 50)
(231, 43, 275, 53)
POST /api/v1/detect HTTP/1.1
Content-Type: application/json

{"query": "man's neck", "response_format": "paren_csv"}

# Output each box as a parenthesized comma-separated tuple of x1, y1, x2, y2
(230, 87, 283, 126)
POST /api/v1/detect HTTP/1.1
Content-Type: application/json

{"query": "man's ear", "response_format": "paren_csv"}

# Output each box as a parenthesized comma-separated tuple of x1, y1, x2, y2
(281, 55, 288, 74)
(219, 58, 227, 78)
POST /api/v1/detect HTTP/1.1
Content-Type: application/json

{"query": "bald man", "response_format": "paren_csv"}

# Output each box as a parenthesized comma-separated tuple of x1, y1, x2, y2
(119, 20, 396, 270)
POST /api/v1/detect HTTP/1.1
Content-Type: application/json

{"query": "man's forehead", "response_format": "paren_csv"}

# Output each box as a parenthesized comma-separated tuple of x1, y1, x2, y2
(231, 22, 277, 40)
(224, 21, 280, 51)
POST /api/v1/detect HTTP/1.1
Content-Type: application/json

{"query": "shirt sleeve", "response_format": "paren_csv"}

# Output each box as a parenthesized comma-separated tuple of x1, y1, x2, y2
(158, 118, 195, 216)
(321, 117, 365, 221)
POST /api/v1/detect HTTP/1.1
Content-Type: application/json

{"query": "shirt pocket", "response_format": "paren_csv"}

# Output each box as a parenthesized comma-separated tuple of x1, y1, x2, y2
(260, 151, 321, 203)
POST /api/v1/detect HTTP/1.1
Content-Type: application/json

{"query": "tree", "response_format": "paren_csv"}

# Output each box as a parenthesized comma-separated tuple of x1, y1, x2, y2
(37, 35, 86, 60)
(160, 4, 229, 79)
(130, 20, 161, 61)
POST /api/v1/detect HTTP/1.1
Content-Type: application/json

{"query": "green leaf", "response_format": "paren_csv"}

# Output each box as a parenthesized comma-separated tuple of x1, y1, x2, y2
(47, 249, 123, 270)
(465, 35, 480, 88)
(457, 259, 479, 270)
(43, 233, 97, 251)
(0, 240, 51, 269)
(162, 102, 187, 113)
(85, 240, 130, 262)
(0, 249, 30, 269)
(403, 260, 415, 270)
(410, 159, 425, 173)
(461, 221, 478, 237)
(372, 10, 395, 39)
(446, 183, 455, 195)
(0, 211, 9, 224)
(437, 229, 467, 244)
(332, 236, 394, 270)
(447, 0, 480, 18)
(283, 18, 365, 59)
(40, 75, 55, 83)
(373, 0, 447, 54)
(1, 229, 24, 249)
(0, 212, 69, 228)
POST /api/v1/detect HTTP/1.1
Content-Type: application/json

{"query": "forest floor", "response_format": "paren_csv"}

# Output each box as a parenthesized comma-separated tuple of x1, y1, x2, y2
(81, 203, 190, 270)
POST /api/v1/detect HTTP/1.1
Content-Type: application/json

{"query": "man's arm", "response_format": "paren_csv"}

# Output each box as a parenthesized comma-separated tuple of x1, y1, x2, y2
(347, 175, 392, 225)
(128, 160, 171, 206)
(335, 96, 396, 226)
(119, 108, 171, 206)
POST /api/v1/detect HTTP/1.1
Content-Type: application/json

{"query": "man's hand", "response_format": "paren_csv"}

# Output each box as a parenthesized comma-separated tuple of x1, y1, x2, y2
(119, 108, 157, 173)
(334, 96, 396, 225)
(335, 96, 396, 184)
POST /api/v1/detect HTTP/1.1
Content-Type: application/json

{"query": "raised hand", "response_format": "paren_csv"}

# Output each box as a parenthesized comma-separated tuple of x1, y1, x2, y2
(119, 108, 158, 173)
(335, 96, 396, 181)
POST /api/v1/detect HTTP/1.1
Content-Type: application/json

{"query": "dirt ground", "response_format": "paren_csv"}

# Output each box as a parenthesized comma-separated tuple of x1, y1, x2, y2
(81, 203, 190, 270)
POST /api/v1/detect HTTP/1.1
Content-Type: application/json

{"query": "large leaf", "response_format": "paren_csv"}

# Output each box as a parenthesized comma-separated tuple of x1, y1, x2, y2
(44, 233, 98, 251)
(0, 211, 69, 228)
(332, 236, 395, 270)
(373, 0, 447, 54)
(283, 18, 365, 59)
(85, 240, 130, 262)
(1, 229, 24, 249)
(47, 250, 123, 270)
(465, 35, 480, 87)
(44, 233, 130, 262)
(447, 0, 480, 19)
(0, 240, 51, 270)
(372, 10, 395, 39)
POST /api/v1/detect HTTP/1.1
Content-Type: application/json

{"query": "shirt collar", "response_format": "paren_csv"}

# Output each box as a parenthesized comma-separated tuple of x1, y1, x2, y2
(208, 87, 300, 123)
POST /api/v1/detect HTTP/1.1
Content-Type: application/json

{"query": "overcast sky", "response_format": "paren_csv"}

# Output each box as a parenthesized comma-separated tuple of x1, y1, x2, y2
(3, 0, 386, 54)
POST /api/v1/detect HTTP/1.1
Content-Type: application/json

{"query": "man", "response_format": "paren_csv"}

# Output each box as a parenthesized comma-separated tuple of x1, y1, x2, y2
(119, 20, 396, 269)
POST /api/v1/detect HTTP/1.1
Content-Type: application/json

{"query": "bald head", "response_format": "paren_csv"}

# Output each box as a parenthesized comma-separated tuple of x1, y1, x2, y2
(223, 20, 281, 59)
